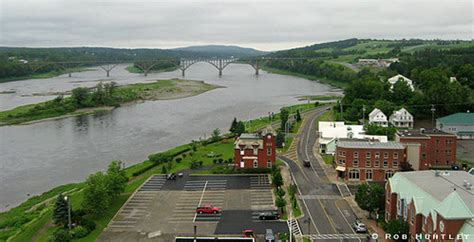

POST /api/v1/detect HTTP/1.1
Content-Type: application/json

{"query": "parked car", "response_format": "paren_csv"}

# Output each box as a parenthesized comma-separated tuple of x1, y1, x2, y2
(259, 211, 280, 220)
(303, 160, 311, 168)
(265, 229, 275, 242)
(352, 220, 367, 233)
(243, 229, 256, 238)
(196, 205, 220, 214)
(177, 172, 184, 177)
(166, 173, 177, 180)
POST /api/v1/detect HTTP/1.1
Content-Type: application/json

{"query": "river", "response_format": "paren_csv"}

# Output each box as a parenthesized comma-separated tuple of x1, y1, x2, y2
(0, 63, 341, 211)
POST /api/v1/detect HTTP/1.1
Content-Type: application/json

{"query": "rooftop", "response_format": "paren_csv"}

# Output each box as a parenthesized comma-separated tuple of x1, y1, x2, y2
(397, 128, 455, 138)
(437, 112, 474, 125)
(239, 133, 260, 139)
(389, 170, 474, 219)
(336, 140, 404, 149)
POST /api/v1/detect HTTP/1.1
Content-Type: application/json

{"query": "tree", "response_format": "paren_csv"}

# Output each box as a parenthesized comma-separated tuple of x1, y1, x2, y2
(234, 121, 246, 135)
(355, 183, 385, 218)
(71, 87, 90, 108)
(211, 128, 221, 142)
(105, 161, 128, 199)
(276, 132, 285, 148)
(148, 153, 172, 164)
(374, 100, 396, 118)
(272, 171, 283, 188)
(275, 197, 287, 213)
(52, 193, 69, 226)
(457, 64, 474, 88)
(81, 172, 110, 217)
(280, 108, 289, 131)
(229, 118, 238, 133)
(295, 109, 302, 122)
(383, 219, 409, 242)
(390, 80, 413, 105)
(400, 161, 414, 171)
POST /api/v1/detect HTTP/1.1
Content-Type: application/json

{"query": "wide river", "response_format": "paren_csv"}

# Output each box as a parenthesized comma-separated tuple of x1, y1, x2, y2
(0, 63, 340, 211)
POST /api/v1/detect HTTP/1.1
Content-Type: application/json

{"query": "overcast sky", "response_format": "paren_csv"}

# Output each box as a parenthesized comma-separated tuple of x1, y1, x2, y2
(0, 0, 472, 51)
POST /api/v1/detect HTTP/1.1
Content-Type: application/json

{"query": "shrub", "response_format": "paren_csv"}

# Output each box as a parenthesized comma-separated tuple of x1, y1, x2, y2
(175, 157, 182, 163)
(198, 161, 203, 166)
(276, 188, 286, 198)
(71, 226, 90, 238)
(49, 228, 70, 242)
(182, 154, 187, 158)
(161, 166, 167, 174)
(213, 159, 217, 164)
(80, 218, 96, 232)
(218, 158, 223, 163)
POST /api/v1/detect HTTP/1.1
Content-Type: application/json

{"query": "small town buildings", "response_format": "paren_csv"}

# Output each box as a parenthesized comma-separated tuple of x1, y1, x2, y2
(234, 130, 276, 169)
(396, 129, 457, 170)
(388, 74, 415, 91)
(436, 112, 474, 139)
(318, 121, 387, 154)
(357, 58, 399, 68)
(386, 170, 473, 242)
(389, 108, 414, 128)
(368, 108, 388, 127)
(335, 140, 405, 182)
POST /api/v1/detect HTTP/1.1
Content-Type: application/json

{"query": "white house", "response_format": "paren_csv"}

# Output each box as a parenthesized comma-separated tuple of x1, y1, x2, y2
(389, 108, 414, 128)
(388, 74, 414, 91)
(368, 108, 388, 127)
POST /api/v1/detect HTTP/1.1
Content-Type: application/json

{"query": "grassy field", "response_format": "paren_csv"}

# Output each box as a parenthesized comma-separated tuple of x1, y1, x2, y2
(0, 79, 217, 126)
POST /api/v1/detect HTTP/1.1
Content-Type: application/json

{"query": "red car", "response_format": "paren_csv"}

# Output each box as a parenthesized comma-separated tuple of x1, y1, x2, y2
(196, 205, 221, 214)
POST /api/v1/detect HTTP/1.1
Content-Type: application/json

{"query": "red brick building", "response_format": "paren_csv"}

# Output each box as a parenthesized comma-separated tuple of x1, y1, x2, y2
(234, 132, 276, 169)
(386, 171, 473, 241)
(335, 140, 406, 182)
(396, 129, 457, 170)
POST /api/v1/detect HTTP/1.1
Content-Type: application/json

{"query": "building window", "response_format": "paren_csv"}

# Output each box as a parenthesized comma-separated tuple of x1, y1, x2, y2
(339, 159, 345, 165)
(436, 139, 440, 144)
(267, 160, 272, 168)
(385, 170, 394, 180)
(375, 152, 380, 158)
(422, 153, 427, 159)
(365, 159, 371, 167)
(240, 148, 244, 155)
(339, 151, 346, 157)
(354, 152, 359, 158)
(383, 160, 388, 168)
(446, 139, 452, 145)
(267, 147, 272, 156)
(240, 159, 244, 168)
(393, 152, 398, 159)
(366, 170, 373, 180)
(353, 160, 359, 167)
(446, 149, 451, 156)
(384, 152, 388, 159)
(349, 169, 359, 180)
(253, 148, 258, 155)
(393, 160, 398, 168)
(253, 160, 258, 168)
(366, 152, 371, 158)
(374, 160, 380, 167)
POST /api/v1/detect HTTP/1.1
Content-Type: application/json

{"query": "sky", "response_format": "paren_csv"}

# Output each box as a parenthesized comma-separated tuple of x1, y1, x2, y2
(0, 0, 473, 51)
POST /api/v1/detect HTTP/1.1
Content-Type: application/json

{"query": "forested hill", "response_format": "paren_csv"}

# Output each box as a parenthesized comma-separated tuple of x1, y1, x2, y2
(172, 45, 268, 58)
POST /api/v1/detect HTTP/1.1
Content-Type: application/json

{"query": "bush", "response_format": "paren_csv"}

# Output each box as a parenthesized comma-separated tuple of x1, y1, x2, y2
(213, 159, 217, 164)
(198, 161, 203, 166)
(71, 226, 90, 238)
(276, 188, 286, 198)
(175, 157, 182, 163)
(218, 158, 223, 163)
(80, 218, 96, 232)
(182, 154, 187, 158)
(49, 228, 70, 242)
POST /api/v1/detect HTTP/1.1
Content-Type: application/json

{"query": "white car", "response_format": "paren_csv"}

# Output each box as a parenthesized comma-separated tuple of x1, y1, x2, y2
(353, 220, 368, 233)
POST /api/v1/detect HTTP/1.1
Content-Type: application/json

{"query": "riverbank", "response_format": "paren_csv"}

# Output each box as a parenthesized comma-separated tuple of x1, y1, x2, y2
(0, 102, 324, 242)
(261, 66, 349, 89)
(0, 67, 93, 83)
(0, 79, 220, 126)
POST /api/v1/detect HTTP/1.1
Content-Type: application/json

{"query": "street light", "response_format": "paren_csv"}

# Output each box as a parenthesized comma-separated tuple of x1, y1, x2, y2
(64, 196, 72, 230)
(431, 104, 436, 127)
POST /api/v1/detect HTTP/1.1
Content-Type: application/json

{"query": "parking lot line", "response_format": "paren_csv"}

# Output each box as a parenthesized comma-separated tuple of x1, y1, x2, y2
(193, 181, 209, 222)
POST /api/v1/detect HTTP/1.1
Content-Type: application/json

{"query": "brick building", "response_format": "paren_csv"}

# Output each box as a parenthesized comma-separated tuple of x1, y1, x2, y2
(386, 171, 473, 241)
(234, 131, 276, 169)
(396, 129, 457, 170)
(335, 140, 406, 182)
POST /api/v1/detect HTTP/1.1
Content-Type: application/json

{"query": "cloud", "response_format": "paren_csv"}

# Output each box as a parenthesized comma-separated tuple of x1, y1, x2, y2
(0, 0, 472, 50)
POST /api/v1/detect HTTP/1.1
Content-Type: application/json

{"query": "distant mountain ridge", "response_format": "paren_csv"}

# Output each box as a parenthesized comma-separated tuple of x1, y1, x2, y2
(172, 45, 268, 58)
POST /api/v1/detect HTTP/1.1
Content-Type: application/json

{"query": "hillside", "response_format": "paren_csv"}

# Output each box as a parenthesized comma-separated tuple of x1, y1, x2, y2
(172, 45, 268, 57)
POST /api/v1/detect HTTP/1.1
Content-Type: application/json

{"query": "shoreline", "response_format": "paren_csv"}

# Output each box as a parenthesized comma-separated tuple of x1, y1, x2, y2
(0, 79, 223, 126)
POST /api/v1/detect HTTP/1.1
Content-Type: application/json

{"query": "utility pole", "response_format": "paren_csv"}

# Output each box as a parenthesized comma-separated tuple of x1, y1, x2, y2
(431, 104, 436, 127)
(64, 196, 72, 230)
(339, 102, 344, 121)
(362, 105, 366, 126)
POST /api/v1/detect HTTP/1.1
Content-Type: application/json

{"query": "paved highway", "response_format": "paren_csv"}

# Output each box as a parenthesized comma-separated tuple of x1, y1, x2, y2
(279, 107, 367, 242)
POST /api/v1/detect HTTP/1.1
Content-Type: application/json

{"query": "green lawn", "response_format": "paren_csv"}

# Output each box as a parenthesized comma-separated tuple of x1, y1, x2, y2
(322, 154, 334, 165)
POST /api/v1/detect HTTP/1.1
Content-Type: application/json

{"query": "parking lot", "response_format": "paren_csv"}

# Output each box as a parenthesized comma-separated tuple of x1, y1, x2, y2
(98, 173, 289, 241)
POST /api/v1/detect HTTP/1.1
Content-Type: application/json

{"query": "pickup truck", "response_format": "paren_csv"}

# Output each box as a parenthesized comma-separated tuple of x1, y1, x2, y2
(196, 205, 221, 214)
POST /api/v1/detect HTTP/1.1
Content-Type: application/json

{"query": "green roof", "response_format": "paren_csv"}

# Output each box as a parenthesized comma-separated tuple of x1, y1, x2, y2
(437, 113, 474, 125)
(435, 191, 473, 219)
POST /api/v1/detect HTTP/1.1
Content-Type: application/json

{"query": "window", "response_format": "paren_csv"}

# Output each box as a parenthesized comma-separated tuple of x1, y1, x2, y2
(365, 159, 371, 167)
(374, 160, 380, 167)
(267, 147, 272, 156)
(353, 160, 359, 167)
(422, 153, 427, 159)
(349, 169, 359, 180)
(240, 148, 244, 155)
(436, 150, 439, 154)
(339, 159, 345, 165)
(446, 149, 451, 156)
(385, 170, 394, 180)
(354, 152, 359, 158)
(240, 159, 244, 168)
(384, 152, 388, 159)
(339, 151, 346, 157)
(253, 160, 258, 168)
(383, 160, 388, 168)
(267, 160, 272, 168)
(366, 169, 373, 180)
(393, 152, 398, 159)
(446, 139, 452, 145)
(366, 152, 371, 158)
(393, 160, 398, 168)
(375, 152, 380, 158)
(436, 139, 440, 144)
(253, 148, 258, 155)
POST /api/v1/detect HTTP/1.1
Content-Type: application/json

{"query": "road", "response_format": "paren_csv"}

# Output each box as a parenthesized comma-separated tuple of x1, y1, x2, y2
(278, 107, 367, 242)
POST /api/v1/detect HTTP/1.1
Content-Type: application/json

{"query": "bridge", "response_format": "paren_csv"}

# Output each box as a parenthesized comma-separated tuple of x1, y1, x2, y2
(23, 57, 311, 77)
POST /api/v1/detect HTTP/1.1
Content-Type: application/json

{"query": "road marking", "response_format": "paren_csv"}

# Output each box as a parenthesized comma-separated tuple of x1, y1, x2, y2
(334, 200, 362, 242)
(317, 199, 338, 233)
(193, 180, 208, 223)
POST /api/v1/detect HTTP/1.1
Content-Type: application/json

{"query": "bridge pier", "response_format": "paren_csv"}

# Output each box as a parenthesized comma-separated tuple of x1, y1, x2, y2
(181, 69, 185, 77)
(68, 73, 71, 77)
(106, 70, 110, 77)
(218, 69, 222, 76)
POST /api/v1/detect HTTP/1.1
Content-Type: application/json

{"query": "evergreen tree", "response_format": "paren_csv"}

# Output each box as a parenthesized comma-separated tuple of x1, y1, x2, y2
(105, 161, 128, 199)
(296, 109, 302, 122)
(280, 108, 289, 131)
(53, 193, 69, 226)
(234, 121, 246, 135)
(229, 117, 238, 133)
(276, 132, 285, 148)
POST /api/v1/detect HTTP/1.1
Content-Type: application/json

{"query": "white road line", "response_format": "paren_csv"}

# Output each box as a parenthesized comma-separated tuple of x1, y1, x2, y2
(193, 180, 208, 223)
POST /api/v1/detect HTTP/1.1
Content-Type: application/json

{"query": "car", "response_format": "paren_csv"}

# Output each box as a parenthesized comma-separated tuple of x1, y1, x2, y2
(352, 220, 368, 233)
(243, 229, 256, 238)
(177, 172, 184, 177)
(259, 211, 280, 220)
(303, 160, 311, 168)
(196, 205, 220, 214)
(265, 229, 275, 242)
(166, 173, 177, 180)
